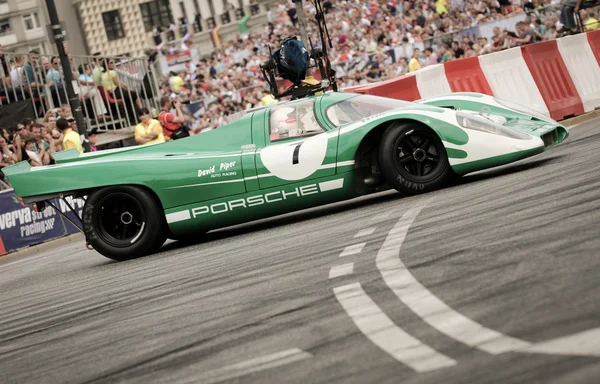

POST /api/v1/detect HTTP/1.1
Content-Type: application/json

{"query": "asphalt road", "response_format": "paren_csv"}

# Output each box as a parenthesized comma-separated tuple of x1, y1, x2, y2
(1, 118, 599, 384)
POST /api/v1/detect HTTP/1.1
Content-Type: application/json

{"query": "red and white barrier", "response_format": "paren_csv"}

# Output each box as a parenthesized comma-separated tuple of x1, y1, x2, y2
(344, 31, 600, 122)
(414, 64, 452, 99)
(557, 34, 600, 113)
(444, 56, 493, 96)
(479, 47, 550, 117)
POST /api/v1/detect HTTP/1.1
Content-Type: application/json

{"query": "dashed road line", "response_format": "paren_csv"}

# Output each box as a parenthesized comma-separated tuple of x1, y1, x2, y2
(329, 263, 354, 279)
(339, 243, 366, 257)
(376, 200, 531, 355)
(198, 348, 312, 384)
(353, 227, 377, 238)
(333, 282, 457, 372)
(371, 211, 393, 221)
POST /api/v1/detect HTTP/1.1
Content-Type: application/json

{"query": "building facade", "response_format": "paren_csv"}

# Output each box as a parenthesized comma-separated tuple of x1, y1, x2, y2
(69, 0, 172, 57)
(48, 0, 273, 57)
(0, 0, 53, 54)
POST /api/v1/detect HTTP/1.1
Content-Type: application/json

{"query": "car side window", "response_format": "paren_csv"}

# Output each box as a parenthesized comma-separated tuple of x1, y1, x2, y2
(269, 99, 324, 142)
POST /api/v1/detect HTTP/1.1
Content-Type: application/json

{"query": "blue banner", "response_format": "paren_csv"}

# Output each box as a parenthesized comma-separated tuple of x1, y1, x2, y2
(0, 190, 86, 255)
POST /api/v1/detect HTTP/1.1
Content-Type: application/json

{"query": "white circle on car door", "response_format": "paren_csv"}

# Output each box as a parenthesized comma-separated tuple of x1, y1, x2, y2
(259, 134, 329, 181)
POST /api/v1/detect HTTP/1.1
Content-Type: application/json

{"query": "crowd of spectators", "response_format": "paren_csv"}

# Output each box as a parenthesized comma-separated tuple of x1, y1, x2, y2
(0, 105, 99, 186)
(154, 0, 598, 134)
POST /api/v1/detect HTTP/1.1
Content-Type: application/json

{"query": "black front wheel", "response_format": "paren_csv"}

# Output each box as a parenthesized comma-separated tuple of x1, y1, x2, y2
(83, 186, 167, 261)
(378, 122, 454, 195)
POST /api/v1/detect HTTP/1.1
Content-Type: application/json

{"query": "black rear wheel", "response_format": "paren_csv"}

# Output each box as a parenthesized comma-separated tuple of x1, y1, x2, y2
(378, 122, 454, 194)
(83, 186, 167, 261)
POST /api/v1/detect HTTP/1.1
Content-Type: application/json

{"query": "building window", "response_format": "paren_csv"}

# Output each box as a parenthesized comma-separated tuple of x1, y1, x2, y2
(0, 18, 10, 35)
(22, 13, 41, 31)
(140, 0, 174, 32)
(102, 10, 125, 41)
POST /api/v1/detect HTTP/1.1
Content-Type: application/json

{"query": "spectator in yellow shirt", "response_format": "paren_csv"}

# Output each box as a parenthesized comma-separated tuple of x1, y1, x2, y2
(170, 72, 185, 94)
(135, 108, 165, 146)
(584, 10, 599, 31)
(409, 50, 422, 73)
(56, 118, 83, 153)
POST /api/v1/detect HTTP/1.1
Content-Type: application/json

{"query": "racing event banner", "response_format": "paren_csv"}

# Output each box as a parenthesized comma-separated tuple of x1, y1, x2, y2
(0, 189, 85, 255)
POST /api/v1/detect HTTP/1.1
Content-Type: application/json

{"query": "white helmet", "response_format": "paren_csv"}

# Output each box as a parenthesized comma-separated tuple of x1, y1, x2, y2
(271, 107, 301, 137)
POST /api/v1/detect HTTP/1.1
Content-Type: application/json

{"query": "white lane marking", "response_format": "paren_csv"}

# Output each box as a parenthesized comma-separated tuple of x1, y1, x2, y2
(376, 201, 531, 354)
(334, 283, 456, 372)
(199, 348, 312, 384)
(318, 178, 344, 192)
(354, 227, 377, 238)
(329, 263, 354, 279)
(518, 327, 600, 357)
(371, 211, 393, 221)
(340, 243, 366, 257)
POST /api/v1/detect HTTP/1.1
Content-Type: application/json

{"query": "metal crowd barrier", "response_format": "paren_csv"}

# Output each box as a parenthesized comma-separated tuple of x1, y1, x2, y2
(0, 51, 162, 133)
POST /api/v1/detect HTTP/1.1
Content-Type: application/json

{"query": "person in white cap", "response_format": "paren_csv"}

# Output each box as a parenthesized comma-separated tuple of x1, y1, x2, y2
(271, 107, 303, 139)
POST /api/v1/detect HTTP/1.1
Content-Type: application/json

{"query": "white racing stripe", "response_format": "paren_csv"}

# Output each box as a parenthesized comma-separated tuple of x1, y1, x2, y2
(165, 210, 191, 224)
(318, 178, 344, 192)
(165, 177, 346, 224)
(334, 282, 456, 372)
(30, 153, 244, 171)
(336, 160, 356, 167)
(197, 348, 312, 384)
(376, 200, 531, 354)
(165, 179, 245, 189)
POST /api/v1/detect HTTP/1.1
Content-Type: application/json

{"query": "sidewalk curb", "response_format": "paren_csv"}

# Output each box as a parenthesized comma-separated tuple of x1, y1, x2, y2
(561, 110, 600, 127)
(2, 233, 85, 259)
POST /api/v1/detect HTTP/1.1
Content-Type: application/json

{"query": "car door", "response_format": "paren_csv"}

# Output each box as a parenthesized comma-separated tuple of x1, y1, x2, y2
(254, 98, 339, 190)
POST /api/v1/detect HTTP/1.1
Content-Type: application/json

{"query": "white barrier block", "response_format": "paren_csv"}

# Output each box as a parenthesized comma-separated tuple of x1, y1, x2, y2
(557, 34, 600, 113)
(414, 64, 452, 99)
(479, 47, 550, 117)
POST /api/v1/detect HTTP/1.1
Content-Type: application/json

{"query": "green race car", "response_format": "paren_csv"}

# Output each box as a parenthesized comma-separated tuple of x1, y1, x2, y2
(3, 92, 568, 260)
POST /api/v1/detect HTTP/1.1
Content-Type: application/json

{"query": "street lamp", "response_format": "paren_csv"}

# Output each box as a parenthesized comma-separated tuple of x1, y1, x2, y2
(45, 0, 91, 152)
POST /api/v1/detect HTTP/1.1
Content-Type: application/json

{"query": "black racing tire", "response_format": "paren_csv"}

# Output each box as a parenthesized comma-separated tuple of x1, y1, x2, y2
(82, 186, 167, 261)
(377, 121, 453, 195)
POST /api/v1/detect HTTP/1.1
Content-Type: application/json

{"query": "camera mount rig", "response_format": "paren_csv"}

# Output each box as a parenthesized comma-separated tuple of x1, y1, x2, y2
(260, 0, 338, 101)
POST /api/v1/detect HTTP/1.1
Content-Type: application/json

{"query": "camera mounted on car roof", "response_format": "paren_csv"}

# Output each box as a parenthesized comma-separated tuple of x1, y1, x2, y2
(260, 0, 337, 101)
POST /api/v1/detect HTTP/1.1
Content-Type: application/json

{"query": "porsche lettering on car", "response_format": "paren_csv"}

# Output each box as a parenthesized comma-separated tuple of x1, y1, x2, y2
(3, 92, 568, 261)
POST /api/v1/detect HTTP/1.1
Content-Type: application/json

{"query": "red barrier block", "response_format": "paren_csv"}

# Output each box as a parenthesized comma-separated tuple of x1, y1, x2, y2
(521, 40, 584, 120)
(345, 74, 421, 101)
(587, 30, 600, 66)
(444, 57, 494, 95)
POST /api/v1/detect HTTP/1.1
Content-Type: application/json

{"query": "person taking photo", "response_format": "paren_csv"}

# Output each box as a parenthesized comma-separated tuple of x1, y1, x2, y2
(158, 96, 189, 140)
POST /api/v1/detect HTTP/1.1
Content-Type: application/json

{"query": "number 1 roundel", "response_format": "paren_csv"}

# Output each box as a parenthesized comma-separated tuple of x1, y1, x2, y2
(259, 134, 329, 181)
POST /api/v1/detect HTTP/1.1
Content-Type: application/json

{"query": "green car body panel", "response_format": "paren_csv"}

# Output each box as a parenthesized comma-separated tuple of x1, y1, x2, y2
(3, 91, 568, 237)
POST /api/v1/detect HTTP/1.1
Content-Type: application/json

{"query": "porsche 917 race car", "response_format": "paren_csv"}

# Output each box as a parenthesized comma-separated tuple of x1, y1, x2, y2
(3, 92, 568, 260)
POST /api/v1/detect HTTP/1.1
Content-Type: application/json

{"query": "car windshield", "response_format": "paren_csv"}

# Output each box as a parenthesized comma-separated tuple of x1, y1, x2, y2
(326, 95, 415, 127)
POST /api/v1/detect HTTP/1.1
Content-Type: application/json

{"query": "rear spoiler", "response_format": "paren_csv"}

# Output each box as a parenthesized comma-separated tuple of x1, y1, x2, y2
(2, 160, 30, 178)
